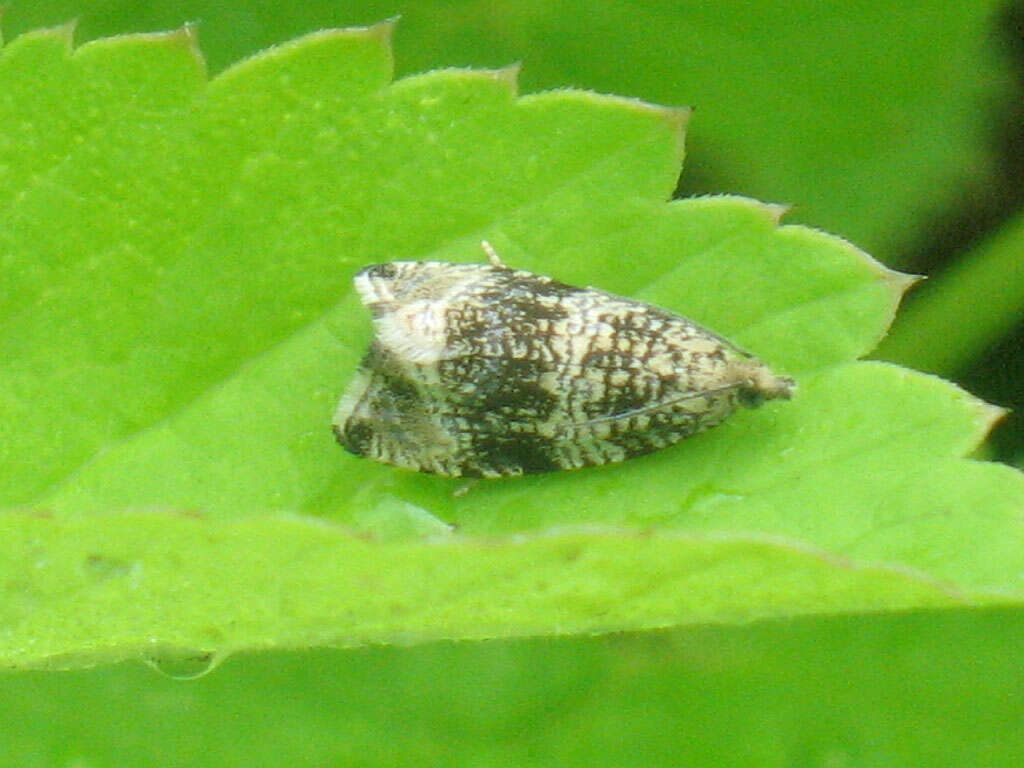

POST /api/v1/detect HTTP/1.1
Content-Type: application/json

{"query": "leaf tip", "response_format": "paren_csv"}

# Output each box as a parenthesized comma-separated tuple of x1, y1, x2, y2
(366, 16, 399, 44)
(763, 201, 793, 224)
(169, 21, 206, 73)
(891, 269, 924, 292)
(178, 20, 202, 48)
(1, 18, 79, 55)
(69, 23, 209, 80)
(816, 228, 918, 305)
(882, 268, 923, 323)
(56, 18, 81, 51)
(491, 62, 522, 93)
(634, 101, 689, 134)
(666, 104, 691, 150)
(980, 401, 1012, 433)
(56, 17, 79, 43)
(853, 251, 919, 352)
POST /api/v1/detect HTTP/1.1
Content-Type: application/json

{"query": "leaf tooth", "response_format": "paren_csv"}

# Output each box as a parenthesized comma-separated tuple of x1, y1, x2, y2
(763, 202, 792, 224)
(1, 18, 77, 55)
(72, 24, 205, 59)
(490, 62, 522, 95)
(978, 401, 1012, 436)
(215, 23, 395, 87)
(365, 17, 398, 45)
(55, 18, 78, 50)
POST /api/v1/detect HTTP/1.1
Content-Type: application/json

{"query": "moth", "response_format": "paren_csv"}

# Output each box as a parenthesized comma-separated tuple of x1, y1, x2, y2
(333, 242, 794, 478)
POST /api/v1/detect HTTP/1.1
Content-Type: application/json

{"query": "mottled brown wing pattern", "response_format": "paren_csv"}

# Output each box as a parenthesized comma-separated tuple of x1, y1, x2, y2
(333, 247, 794, 478)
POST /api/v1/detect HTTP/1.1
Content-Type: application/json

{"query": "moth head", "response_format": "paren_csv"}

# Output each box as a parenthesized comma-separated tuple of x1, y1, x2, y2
(353, 261, 486, 310)
(353, 262, 405, 307)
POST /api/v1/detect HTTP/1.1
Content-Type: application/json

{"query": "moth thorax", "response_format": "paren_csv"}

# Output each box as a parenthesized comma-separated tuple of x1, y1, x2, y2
(373, 298, 450, 365)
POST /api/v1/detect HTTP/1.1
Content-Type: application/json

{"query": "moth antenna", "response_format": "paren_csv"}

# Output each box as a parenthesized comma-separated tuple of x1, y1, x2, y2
(480, 240, 505, 268)
(452, 479, 478, 498)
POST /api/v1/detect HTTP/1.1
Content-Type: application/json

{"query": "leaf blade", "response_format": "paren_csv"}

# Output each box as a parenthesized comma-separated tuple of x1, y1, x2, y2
(1, 24, 1021, 669)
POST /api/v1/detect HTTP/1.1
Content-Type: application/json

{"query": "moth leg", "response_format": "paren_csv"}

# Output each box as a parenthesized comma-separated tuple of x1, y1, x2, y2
(452, 479, 479, 498)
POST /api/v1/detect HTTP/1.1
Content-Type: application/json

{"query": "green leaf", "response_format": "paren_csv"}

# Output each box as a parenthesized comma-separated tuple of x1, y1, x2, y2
(3, 608, 1023, 767)
(3, 1, 1012, 264)
(1, 24, 1021, 669)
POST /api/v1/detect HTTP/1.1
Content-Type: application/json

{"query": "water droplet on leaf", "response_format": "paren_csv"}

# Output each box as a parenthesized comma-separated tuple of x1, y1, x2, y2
(141, 648, 226, 680)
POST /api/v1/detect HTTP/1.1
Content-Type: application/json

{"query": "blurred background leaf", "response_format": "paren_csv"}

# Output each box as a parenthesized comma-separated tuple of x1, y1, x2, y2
(2, 607, 1022, 767)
